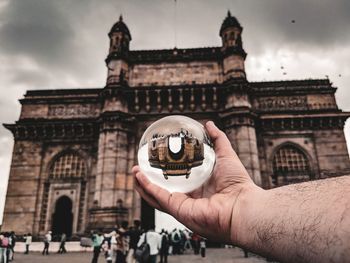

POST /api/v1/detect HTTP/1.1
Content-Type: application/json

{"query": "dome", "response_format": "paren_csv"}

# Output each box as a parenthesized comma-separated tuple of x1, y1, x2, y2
(109, 15, 132, 40)
(219, 11, 242, 36)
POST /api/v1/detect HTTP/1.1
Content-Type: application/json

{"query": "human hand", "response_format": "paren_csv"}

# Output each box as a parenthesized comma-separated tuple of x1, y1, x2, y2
(132, 121, 262, 244)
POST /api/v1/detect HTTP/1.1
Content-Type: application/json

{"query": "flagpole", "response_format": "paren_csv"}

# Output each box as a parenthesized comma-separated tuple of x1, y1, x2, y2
(174, 0, 177, 48)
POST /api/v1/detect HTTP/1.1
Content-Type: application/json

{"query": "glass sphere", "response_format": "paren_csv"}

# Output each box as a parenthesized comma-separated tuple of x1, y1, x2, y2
(138, 115, 215, 193)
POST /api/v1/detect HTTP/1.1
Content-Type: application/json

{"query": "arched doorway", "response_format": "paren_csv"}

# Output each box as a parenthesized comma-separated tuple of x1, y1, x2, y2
(272, 145, 312, 186)
(52, 196, 73, 237)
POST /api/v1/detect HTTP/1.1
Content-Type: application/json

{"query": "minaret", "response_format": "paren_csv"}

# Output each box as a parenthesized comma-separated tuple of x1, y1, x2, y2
(90, 16, 136, 230)
(220, 11, 261, 186)
(105, 15, 131, 86)
(220, 11, 247, 81)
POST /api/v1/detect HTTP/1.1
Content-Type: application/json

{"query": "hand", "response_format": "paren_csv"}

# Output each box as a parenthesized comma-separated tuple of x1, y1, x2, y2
(132, 121, 262, 244)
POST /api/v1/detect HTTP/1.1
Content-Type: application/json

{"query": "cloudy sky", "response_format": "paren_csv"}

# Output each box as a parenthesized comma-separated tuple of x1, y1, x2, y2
(0, 0, 350, 224)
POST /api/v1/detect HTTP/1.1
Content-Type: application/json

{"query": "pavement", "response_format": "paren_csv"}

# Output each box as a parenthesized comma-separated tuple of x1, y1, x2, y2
(12, 247, 272, 263)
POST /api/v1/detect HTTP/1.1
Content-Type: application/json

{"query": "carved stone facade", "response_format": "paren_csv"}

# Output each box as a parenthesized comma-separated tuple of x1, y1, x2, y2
(2, 13, 350, 236)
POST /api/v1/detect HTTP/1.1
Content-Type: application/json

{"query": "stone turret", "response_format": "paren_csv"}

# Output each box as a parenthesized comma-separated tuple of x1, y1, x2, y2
(220, 11, 247, 81)
(105, 15, 131, 86)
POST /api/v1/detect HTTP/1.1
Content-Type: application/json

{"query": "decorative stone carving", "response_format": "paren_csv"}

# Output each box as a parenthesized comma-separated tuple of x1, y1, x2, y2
(48, 104, 99, 118)
(257, 96, 307, 111)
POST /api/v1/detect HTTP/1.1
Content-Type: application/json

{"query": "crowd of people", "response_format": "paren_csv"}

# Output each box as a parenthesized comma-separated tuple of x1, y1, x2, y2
(0, 231, 16, 262)
(0, 221, 207, 263)
(89, 220, 207, 263)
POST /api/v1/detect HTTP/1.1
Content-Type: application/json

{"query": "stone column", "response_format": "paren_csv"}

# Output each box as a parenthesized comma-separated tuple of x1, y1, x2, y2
(89, 115, 135, 230)
(222, 114, 261, 185)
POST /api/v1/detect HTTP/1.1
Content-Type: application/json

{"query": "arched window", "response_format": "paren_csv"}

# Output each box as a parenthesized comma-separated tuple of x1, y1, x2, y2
(49, 152, 86, 179)
(272, 145, 311, 186)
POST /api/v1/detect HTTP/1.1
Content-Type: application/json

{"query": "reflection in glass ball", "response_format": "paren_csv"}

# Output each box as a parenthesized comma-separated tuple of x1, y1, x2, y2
(138, 115, 215, 193)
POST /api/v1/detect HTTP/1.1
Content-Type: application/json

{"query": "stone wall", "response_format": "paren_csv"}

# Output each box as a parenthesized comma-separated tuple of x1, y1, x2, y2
(2, 141, 42, 233)
(313, 129, 350, 176)
(129, 61, 223, 87)
(20, 103, 101, 119)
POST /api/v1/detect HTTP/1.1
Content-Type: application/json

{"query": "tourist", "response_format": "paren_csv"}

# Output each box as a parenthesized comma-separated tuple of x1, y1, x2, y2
(101, 234, 112, 263)
(58, 233, 67, 253)
(91, 231, 103, 263)
(125, 220, 142, 263)
(8, 231, 16, 261)
(243, 248, 249, 258)
(137, 225, 161, 263)
(116, 221, 129, 263)
(191, 232, 200, 255)
(0, 233, 8, 263)
(109, 230, 117, 262)
(42, 231, 52, 255)
(183, 229, 192, 251)
(170, 228, 181, 255)
(159, 229, 169, 263)
(23, 233, 32, 254)
(132, 121, 350, 262)
(199, 237, 206, 258)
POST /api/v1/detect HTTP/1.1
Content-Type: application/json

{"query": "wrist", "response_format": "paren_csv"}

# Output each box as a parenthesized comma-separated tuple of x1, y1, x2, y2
(230, 183, 267, 246)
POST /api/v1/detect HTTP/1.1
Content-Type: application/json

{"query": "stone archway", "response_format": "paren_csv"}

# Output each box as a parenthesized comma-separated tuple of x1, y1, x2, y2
(272, 144, 312, 186)
(52, 196, 73, 237)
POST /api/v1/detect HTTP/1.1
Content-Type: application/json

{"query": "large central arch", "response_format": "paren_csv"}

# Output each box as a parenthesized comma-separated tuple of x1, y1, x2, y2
(52, 196, 73, 237)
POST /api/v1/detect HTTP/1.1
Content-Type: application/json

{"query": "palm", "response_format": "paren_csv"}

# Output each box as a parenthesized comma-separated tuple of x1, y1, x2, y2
(132, 121, 253, 243)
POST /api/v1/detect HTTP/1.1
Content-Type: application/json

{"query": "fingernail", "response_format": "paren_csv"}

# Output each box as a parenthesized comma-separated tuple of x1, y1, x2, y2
(136, 172, 147, 184)
(206, 121, 214, 127)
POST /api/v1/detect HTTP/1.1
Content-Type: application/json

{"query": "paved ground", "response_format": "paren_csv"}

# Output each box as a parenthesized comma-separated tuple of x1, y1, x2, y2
(13, 248, 272, 263)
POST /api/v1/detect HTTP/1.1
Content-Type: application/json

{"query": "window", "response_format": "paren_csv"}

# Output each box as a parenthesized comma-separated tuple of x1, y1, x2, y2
(50, 152, 86, 179)
(272, 145, 311, 186)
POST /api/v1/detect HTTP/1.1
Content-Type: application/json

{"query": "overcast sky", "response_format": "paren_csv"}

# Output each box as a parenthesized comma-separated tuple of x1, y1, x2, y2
(0, 0, 350, 224)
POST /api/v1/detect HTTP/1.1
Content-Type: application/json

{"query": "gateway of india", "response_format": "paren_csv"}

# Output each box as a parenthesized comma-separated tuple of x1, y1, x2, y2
(2, 12, 350, 237)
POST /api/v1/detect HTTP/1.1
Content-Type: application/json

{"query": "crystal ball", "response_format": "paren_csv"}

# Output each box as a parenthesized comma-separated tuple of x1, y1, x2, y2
(138, 115, 215, 193)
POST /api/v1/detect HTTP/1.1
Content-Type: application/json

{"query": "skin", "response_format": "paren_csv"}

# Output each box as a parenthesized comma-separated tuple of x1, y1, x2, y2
(132, 121, 350, 263)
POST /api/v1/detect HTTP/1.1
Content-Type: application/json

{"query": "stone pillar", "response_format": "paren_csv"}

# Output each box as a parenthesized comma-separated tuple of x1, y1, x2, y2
(222, 113, 262, 186)
(89, 114, 135, 230)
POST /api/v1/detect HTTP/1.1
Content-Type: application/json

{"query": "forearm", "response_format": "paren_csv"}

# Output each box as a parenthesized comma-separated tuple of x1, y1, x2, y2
(235, 176, 350, 263)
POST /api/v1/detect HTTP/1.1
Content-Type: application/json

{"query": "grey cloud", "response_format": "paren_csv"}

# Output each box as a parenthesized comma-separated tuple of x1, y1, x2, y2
(233, 0, 350, 54)
(0, 0, 74, 65)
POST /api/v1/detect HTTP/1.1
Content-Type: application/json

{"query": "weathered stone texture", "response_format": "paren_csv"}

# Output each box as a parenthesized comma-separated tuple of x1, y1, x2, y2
(223, 55, 245, 80)
(313, 130, 350, 174)
(307, 94, 337, 110)
(20, 104, 49, 119)
(129, 61, 222, 87)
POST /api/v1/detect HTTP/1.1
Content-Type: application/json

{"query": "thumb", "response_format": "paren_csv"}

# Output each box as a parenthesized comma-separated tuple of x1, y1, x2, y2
(205, 121, 237, 159)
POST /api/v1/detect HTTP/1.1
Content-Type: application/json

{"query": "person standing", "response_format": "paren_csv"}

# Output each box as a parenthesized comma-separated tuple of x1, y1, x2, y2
(42, 231, 52, 255)
(159, 230, 169, 263)
(137, 225, 161, 263)
(116, 221, 128, 263)
(24, 233, 32, 254)
(109, 230, 117, 262)
(125, 220, 142, 263)
(183, 230, 192, 251)
(8, 231, 16, 261)
(191, 232, 200, 255)
(0, 233, 8, 263)
(91, 231, 103, 263)
(199, 238, 206, 258)
(58, 233, 67, 253)
(170, 229, 181, 255)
